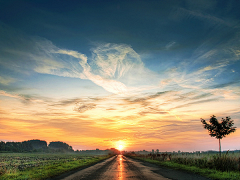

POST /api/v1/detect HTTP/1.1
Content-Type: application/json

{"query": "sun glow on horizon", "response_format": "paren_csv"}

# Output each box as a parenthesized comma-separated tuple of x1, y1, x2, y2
(118, 144, 124, 151)
(116, 140, 125, 151)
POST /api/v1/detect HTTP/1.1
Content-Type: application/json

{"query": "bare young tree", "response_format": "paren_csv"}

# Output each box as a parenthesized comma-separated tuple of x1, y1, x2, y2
(201, 115, 236, 156)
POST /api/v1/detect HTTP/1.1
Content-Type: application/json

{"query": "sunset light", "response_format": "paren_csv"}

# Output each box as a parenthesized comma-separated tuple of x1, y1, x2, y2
(0, 0, 240, 153)
(118, 145, 124, 151)
(115, 141, 125, 151)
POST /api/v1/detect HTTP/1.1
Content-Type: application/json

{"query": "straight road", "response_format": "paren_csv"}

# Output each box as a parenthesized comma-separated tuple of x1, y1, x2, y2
(58, 155, 211, 180)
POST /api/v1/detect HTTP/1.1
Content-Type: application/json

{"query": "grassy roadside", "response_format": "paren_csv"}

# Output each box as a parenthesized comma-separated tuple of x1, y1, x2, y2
(0, 154, 112, 180)
(130, 156, 240, 180)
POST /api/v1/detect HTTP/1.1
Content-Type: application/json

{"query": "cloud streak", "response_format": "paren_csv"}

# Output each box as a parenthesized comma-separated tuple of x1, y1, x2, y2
(5, 36, 149, 95)
(55, 43, 152, 95)
(0, 76, 15, 85)
(0, 24, 161, 95)
(74, 103, 96, 113)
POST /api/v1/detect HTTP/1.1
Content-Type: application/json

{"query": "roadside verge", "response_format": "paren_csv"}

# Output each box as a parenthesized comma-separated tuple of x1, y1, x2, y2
(128, 156, 240, 180)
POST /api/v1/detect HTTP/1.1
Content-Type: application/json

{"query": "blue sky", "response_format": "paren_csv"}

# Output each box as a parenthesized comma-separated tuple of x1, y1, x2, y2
(0, 0, 240, 151)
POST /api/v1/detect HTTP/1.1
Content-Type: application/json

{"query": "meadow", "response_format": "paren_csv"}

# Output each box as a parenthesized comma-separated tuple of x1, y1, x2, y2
(0, 153, 111, 180)
(128, 151, 240, 180)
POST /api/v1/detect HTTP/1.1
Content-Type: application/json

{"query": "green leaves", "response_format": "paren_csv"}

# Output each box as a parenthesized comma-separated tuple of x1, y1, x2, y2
(201, 115, 236, 139)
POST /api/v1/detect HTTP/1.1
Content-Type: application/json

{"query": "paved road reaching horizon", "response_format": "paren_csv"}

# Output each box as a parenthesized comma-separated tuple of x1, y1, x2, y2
(57, 155, 211, 180)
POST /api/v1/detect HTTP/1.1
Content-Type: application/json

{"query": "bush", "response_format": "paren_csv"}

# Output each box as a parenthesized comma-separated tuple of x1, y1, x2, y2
(170, 153, 239, 172)
(209, 155, 237, 172)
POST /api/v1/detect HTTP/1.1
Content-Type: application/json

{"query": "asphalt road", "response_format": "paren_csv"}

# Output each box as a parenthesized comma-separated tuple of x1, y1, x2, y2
(58, 155, 211, 180)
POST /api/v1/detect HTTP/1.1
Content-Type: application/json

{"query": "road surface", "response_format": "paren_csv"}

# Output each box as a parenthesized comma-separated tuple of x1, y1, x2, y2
(57, 155, 211, 180)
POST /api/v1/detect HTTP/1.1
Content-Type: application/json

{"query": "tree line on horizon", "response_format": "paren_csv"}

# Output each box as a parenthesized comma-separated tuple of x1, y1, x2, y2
(0, 139, 74, 153)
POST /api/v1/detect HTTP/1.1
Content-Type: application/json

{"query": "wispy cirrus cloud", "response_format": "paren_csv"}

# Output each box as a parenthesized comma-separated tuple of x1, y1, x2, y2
(138, 107, 168, 116)
(123, 91, 172, 107)
(52, 98, 82, 106)
(55, 43, 153, 95)
(0, 35, 150, 95)
(73, 103, 97, 113)
(1, 22, 239, 100)
(170, 98, 220, 110)
(0, 90, 45, 105)
(89, 43, 143, 79)
(0, 76, 15, 85)
(0, 90, 29, 101)
(0, 23, 160, 95)
(171, 4, 234, 27)
(1, 28, 239, 119)
(207, 80, 240, 89)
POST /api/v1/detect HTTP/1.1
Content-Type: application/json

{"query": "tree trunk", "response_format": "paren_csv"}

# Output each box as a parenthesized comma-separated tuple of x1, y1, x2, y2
(219, 138, 221, 157)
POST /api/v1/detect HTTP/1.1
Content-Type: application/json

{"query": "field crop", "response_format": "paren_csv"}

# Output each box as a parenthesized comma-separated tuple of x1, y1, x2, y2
(0, 153, 111, 180)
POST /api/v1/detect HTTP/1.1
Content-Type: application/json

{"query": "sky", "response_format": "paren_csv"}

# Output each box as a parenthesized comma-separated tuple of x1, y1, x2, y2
(0, 0, 240, 152)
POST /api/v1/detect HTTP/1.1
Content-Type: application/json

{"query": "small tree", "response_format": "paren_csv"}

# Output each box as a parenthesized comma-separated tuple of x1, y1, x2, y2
(201, 115, 236, 156)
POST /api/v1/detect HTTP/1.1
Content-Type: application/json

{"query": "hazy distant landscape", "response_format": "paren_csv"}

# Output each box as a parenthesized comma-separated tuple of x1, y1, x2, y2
(1, 138, 240, 179)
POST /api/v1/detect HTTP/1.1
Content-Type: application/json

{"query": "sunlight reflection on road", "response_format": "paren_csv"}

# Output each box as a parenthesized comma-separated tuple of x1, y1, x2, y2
(62, 154, 176, 180)
(118, 155, 123, 179)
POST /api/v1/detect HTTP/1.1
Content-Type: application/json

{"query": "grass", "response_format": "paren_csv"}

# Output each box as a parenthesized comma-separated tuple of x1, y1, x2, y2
(0, 153, 112, 180)
(170, 152, 240, 172)
(130, 153, 240, 180)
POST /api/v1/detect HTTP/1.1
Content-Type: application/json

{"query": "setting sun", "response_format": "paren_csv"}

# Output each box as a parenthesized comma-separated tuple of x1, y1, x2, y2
(116, 140, 125, 151)
(118, 144, 124, 151)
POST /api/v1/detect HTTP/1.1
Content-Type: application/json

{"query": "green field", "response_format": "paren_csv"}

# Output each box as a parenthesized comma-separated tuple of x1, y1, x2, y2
(129, 152, 240, 180)
(0, 153, 111, 180)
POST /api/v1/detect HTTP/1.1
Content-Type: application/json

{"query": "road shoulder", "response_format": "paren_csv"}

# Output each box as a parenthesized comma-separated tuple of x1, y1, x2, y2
(128, 156, 212, 180)
(49, 155, 115, 180)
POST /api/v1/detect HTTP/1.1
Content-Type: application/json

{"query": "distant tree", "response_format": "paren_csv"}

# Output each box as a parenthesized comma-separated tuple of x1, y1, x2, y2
(20, 139, 47, 152)
(22, 141, 34, 152)
(0, 141, 6, 151)
(0, 139, 76, 153)
(201, 115, 236, 156)
(48, 141, 73, 152)
(28, 139, 47, 150)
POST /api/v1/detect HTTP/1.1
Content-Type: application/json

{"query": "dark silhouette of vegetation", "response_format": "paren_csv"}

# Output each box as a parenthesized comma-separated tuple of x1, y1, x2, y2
(23, 140, 47, 152)
(201, 115, 236, 156)
(0, 139, 73, 153)
(0, 139, 121, 155)
(48, 141, 73, 152)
